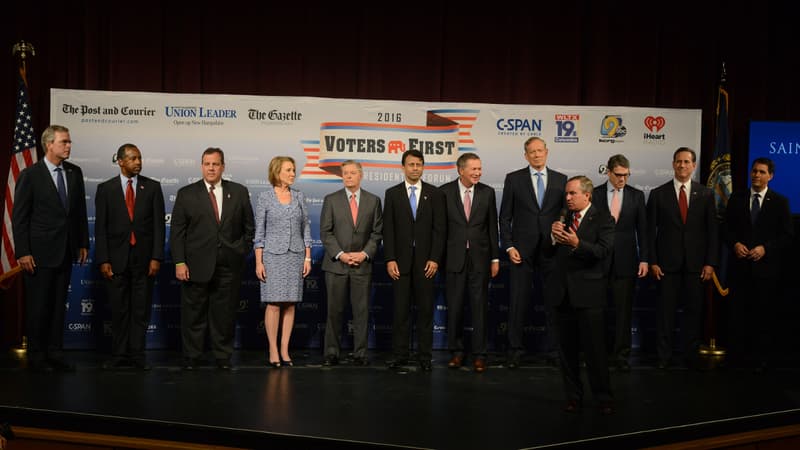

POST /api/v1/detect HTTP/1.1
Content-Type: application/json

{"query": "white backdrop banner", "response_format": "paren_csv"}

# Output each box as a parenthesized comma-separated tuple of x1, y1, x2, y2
(50, 88, 701, 352)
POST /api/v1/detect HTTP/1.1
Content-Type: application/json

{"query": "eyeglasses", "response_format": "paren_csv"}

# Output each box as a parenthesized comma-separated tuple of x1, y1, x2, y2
(611, 172, 630, 178)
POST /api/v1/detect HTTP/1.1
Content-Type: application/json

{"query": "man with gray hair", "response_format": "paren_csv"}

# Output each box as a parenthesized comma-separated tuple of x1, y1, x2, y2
(13, 125, 89, 372)
(547, 175, 615, 414)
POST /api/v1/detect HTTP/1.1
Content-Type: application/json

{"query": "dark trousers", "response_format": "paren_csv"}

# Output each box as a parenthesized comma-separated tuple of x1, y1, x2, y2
(727, 273, 777, 365)
(106, 249, 154, 362)
(608, 275, 635, 362)
(556, 302, 612, 404)
(323, 270, 371, 359)
(391, 251, 435, 361)
(446, 253, 489, 358)
(181, 259, 241, 361)
(507, 254, 557, 356)
(656, 270, 704, 363)
(23, 252, 71, 363)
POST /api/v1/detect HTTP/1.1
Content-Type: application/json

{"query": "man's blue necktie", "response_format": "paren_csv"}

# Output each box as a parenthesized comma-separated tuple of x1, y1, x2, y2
(409, 185, 417, 220)
(55, 167, 67, 209)
(535, 172, 544, 208)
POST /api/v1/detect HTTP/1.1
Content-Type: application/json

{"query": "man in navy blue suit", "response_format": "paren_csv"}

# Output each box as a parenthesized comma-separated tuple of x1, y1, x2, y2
(95, 144, 165, 370)
(499, 137, 566, 368)
(723, 157, 793, 371)
(647, 147, 718, 369)
(13, 125, 89, 371)
(383, 150, 446, 372)
(592, 154, 648, 372)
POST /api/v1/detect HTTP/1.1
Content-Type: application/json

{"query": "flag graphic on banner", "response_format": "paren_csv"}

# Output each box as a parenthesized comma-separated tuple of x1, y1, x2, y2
(0, 73, 38, 281)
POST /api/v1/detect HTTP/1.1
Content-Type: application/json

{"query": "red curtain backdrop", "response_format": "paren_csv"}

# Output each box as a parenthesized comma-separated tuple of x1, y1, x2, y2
(1, 1, 797, 200)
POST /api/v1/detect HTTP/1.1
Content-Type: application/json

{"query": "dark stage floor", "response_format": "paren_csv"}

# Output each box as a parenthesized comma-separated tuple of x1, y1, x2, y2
(1, 350, 800, 449)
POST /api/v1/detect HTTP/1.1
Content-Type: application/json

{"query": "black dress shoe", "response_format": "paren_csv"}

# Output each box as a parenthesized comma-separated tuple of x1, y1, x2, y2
(29, 360, 54, 372)
(507, 353, 521, 369)
(563, 399, 581, 413)
(617, 359, 631, 372)
(216, 359, 232, 370)
(387, 359, 408, 370)
(102, 357, 130, 370)
(419, 360, 433, 372)
(599, 402, 615, 416)
(267, 360, 281, 369)
(657, 360, 669, 370)
(351, 357, 369, 366)
(132, 360, 151, 371)
(182, 358, 198, 370)
(322, 356, 338, 367)
(48, 358, 76, 372)
(281, 360, 293, 367)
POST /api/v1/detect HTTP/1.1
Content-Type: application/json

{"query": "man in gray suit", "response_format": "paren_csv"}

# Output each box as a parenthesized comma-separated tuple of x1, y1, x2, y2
(320, 160, 383, 366)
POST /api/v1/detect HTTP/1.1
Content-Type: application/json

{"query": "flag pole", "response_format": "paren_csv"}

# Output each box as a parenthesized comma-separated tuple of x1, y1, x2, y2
(699, 61, 730, 363)
(7, 40, 37, 354)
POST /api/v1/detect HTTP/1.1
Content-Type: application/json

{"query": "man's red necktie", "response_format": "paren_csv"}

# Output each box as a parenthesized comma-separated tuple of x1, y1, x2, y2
(126, 178, 136, 246)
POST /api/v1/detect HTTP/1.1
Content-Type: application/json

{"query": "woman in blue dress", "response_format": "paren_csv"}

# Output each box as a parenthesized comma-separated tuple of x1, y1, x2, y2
(254, 156, 311, 367)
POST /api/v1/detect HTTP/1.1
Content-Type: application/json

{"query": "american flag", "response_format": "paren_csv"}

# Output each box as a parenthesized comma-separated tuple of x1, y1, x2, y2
(0, 73, 38, 281)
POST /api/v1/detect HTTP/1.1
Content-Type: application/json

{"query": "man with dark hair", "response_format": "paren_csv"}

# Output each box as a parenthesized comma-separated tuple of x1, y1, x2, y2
(723, 157, 793, 371)
(441, 153, 499, 373)
(171, 147, 255, 370)
(383, 149, 446, 371)
(547, 175, 615, 415)
(592, 154, 648, 372)
(499, 137, 566, 368)
(95, 143, 165, 370)
(13, 125, 89, 372)
(647, 147, 718, 369)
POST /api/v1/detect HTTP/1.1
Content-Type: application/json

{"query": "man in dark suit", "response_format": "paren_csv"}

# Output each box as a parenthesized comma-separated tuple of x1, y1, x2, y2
(320, 160, 383, 366)
(95, 144, 165, 370)
(592, 154, 648, 372)
(441, 153, 499, 373)
(383, 149, 446, 372)
(547, 175, 615, 415)
(647, 147, 718, 369)
(12, 125, 89, 371)
(170, 147, 255, 370)
(723, 157, 793, 371)
(499, 137, 566, 368)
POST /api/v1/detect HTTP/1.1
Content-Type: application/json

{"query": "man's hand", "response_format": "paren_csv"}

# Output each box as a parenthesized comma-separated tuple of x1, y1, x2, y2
(99, 262, 114, 280)
(78, 248, 88, 265)
(507, 247, 522, 264)
(650, 264, 664, 281)
(175, 264, 190, 281)
(386, 261, 400, 280)
(490, 261, 500, 278)
(17, 255, 35, 274)
(701, 265, 715, 282)
(733, 242, 749, 259)
(424, 260, 438, 278)
(747, 245, 766, 262)
(637, 262, 649, 278)
(148, 260, 161, 277)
